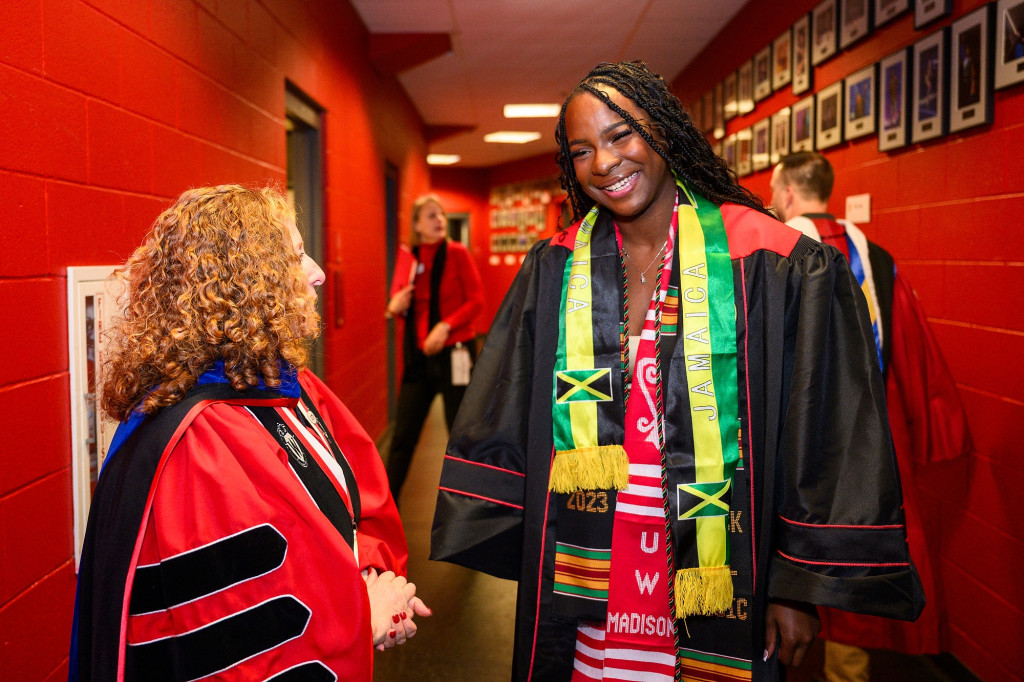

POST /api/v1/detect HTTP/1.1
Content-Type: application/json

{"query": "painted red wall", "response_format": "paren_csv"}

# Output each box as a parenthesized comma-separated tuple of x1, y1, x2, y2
(672, 2, 1024, 680)
(0, 0, 429, 679)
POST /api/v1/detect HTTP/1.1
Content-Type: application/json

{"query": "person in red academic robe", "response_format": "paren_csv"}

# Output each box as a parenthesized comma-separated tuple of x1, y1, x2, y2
(771, 152, 971, 681)
(70, 185, 430, 682)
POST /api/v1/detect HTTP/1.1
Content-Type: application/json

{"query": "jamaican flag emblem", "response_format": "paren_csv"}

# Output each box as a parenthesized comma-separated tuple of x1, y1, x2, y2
(555, 368, 613, 403)
(677, 479, 731, 519)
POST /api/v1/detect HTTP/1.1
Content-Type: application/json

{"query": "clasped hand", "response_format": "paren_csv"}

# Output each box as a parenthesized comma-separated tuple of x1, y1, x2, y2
(364, 568, 432, 652)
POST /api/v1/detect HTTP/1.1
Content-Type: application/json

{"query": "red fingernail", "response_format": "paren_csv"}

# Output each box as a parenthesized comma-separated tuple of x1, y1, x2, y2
(392, 614, 400, 623)
(400, 612, 407, 620)
(388, 630, 396, 638)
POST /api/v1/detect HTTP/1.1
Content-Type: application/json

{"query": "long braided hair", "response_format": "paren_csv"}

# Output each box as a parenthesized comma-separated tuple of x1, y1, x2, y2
(555, 61, 770, 222)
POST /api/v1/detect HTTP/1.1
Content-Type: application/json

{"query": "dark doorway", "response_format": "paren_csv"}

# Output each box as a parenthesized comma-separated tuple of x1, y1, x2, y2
(285, 85, 325, 377)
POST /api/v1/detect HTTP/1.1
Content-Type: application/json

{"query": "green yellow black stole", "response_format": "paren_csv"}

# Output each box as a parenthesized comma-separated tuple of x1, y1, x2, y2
(550, 178, 740, 618)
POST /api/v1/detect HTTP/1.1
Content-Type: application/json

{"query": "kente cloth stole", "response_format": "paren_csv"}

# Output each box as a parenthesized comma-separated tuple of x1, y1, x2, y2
(549, 178, 740, 626)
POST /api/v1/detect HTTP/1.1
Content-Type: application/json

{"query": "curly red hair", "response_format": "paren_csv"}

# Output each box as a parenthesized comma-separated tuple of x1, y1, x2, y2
(101, 185, 320, 421)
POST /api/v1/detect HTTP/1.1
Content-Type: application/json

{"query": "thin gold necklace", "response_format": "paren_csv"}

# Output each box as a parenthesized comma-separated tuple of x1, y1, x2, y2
(622, 239, 667, 284)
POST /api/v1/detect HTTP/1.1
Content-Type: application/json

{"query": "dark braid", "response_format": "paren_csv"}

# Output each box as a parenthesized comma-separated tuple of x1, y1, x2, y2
(555, 61, 770, 223)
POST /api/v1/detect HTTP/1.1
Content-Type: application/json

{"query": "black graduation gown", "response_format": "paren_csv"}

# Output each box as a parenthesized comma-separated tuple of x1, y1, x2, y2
(431, 204, 924, 681)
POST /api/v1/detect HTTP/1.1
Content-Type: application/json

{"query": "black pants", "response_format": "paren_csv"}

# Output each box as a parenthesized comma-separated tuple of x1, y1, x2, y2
(385, 345, 471, 500)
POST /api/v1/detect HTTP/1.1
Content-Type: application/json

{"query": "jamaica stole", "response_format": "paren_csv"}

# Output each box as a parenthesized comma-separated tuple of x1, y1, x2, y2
(549, 179, 740, 622)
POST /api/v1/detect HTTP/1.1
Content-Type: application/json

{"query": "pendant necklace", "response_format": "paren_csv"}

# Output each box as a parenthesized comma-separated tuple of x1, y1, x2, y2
(622, 239, 668, 284)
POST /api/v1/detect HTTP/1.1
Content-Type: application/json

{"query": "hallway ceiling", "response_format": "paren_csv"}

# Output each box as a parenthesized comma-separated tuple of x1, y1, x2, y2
(350, 0, 745, 168)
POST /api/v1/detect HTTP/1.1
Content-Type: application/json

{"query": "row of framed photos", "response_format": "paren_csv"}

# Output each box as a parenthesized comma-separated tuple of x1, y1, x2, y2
(691, 0, 1024, 138)
(710, 0, 1021, 172)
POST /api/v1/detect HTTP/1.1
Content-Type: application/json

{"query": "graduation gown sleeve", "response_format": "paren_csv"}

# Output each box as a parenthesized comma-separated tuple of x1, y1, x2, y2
(299, 371, 409, 575)
(429, 242, 548, 580)
(763, 238, 925, 621)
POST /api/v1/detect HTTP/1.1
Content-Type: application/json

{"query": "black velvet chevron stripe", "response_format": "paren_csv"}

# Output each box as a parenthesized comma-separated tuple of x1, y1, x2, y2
(129, 524, 287, 615)
(125, 596, 311, 681)
(265, 661, 337, 681)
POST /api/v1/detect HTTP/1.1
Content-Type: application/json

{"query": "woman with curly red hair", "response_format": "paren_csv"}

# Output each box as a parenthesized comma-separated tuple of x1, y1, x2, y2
(71, 185, 429, 682)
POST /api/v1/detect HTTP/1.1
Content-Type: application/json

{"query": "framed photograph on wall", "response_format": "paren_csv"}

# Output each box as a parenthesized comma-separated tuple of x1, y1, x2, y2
(723, 133, 738, 170)
(724, 72, 739, 120)
(702, 90, 714, 132)
(813, 0, 839, 66)
(754, 46, 773, 101)
(793, 14, 814, 94)
(791, 95, 816, 151)
(879, 48, 911, 150)
(816, 81, 844, 149)
(875, 0, 910, 28)
(915, 0, 952, 29)
(738, 60, 755, 114)
(736, 127, 753, 176)
(841, 0, 872, 49)
(773, 28, 793, 89)
(951, 4, 995, 132)
(771, 107, 792, 164)
(912, 28, 949, 142)
(845, 64, 878, 139)
(752, 119, 771, 171)
(995, 0, 1024, 89)
(714, 82, 726, 138)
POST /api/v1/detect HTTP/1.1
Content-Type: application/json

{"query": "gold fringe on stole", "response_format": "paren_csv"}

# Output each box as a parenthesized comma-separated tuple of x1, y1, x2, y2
(548, 446, 629, 493)
(673, 565, 734, 617)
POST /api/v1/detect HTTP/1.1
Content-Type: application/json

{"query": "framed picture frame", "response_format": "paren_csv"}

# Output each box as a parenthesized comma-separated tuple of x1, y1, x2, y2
(813, 0, 839, 66)
(723, 133, 738, 170)
(752, 119, 771, 171)
(879, 48, 912, 151)
(845, 64, 878, 139)
(996, 0, 1024, 89)
(736, 127, 753, 176)
(841, 0, 872, 50)
(915, 0, 952, 29)
(702, 90, 714, 132)
(951, 4, 995, 132)
(793, 14, 814, 94)
(791, 95, 816, 151)
(754, 46, 773, 101)
(773, 28, 793, 89)
(912, 28, 949, 143)
(816, 81, 844, 149)
(724, 72, 739, 120)
(714, 82, 726, 139)
(771, 107, 792, 164)
(875, 0, 910, 28)
(738, 60, 755, 114)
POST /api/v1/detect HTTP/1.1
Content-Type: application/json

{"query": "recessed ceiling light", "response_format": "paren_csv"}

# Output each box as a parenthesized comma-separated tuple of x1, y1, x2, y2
(504, 104, 561, 118)
(484, 131, 542, 144)
(427, 154, 461, 165)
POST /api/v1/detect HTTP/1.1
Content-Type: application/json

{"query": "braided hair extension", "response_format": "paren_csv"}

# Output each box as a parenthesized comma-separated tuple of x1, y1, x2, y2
(555, 61, 770, 223)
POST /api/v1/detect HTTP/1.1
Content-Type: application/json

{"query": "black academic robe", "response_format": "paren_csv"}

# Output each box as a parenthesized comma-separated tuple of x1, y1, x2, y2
(431, 204, 924, 681)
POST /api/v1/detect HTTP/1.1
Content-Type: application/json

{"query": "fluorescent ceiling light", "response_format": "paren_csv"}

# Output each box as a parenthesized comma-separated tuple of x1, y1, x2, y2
(484, 131, 542, 144)
(504, 104, 561, 118)
(427, 154, 461, 165)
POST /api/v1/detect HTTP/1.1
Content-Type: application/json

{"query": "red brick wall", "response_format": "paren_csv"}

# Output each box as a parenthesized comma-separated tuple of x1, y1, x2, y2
(672, 2, 1023, 680)
(0, 1, 429, 678)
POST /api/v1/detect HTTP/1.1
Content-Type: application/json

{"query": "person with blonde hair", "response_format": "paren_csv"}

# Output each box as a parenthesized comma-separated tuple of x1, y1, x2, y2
(384, 194, 482, 501)
(71, 185, 429, 681)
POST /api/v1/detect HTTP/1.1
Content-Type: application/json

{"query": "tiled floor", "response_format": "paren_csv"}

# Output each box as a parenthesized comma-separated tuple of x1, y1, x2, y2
(373, 398, 978, 682)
